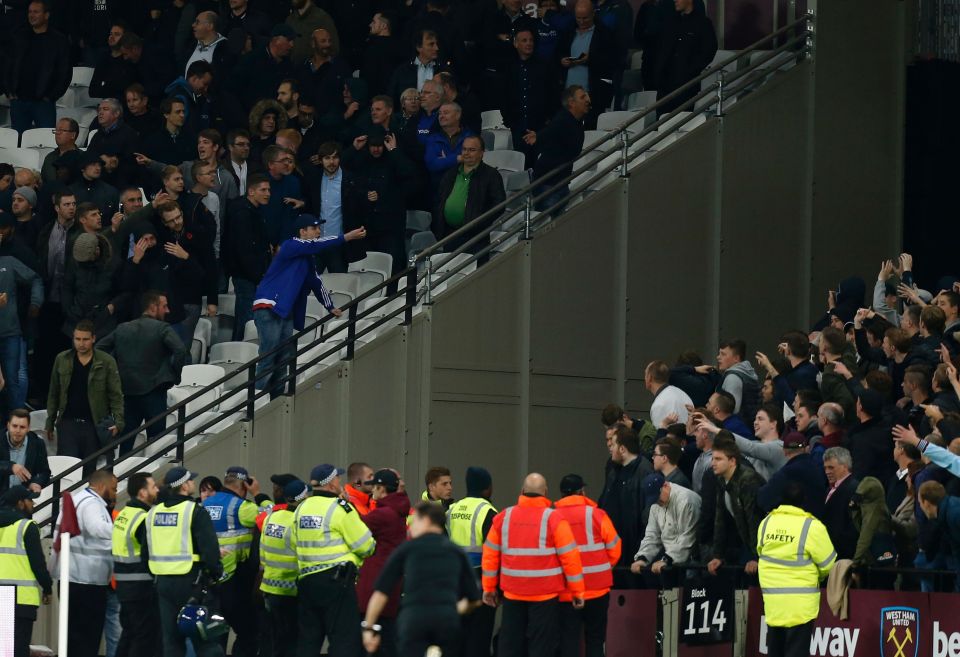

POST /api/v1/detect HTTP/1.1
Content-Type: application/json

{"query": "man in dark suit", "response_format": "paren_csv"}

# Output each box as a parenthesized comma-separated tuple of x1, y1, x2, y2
(387, 28, 447, 106)
(557, 0, 619, 127)
(654, 0, 717, 114)
(0, 409, 51, 496)
(503, 26, 558, 168)
(820, 446, 859, 560)
(524, 85, 590, 213)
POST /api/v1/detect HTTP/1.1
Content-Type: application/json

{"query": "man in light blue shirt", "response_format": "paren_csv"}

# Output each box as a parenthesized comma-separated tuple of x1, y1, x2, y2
(316, 142, 348, 273)
(564, 2, 595, 90)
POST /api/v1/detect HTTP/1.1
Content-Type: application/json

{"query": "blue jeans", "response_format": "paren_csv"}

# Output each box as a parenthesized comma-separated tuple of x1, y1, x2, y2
(0, 336, 21, 417)
(232, 278, 257, 342)
(10, 98, 56, 133)
(105, 590, 122, 657)
(915, 550, 958, 592)
(17, 337, 27, 409)
(121, 388, 170, 456)
(253, 308, 295, 396)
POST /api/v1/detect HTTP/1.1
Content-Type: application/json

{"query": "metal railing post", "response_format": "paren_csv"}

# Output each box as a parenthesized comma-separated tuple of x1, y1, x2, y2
(286, 345, 297, 396)
(716, 70, 726, 117)
(176, 405, 186, 464)
(423, 257, 434, 305)
(50, 479, 61, 537)
(522, 194, 533, 240)
(245, 363, 256, 420)
(404, 263, 416, 325)
(345, 303, 357, 360)
(805, 8, 816, 59)
(619, 129, 629, 177)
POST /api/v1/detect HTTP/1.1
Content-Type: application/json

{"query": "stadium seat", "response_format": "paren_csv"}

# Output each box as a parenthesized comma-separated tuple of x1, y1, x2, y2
(358, 296, 405, 330)
(321, 272, 360, 309)
(85, 128, 98, 146)
(625, 91, 658, 112)
(483, 149, 525, 172)
(712, 50, 740, 73)
(192, 317, 212, 363)
(596, 111, 643, 134)
(431, 253, 477, 287)
(179, 364, 227, 387)
(659, 111, 693, 132)
(0, 127, 18, 148)
(243, 320, 258, 343)
(0, 147, 41, 170)
(481, 128, 513, 151)
(583, 130, 616, 152)
(113, 455, 167, 478)
(20, 128, 56, 149)
(408, 231, 437, 259)
(349, 251, 392, 297)
(71, 66, 95, 87)
(209, 341, 260, 390)
(30, 409, 48, 438)
(305, 296, 331, 319)
(481, 109, 505, 130)
(490, 229, 520, 257)
(406, 210, 432, 233)
(630, 51, 644, 70)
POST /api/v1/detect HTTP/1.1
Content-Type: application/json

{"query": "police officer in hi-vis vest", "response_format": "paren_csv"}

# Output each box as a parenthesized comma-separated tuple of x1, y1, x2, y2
(292, 464, 376, 657)
(146, 467, 224, 657)
(111, 472, 160, 657)
(260, 479, 310, 657)
(0, 486, 52, 657)
(202, 466, 272, 657)
(447, 466, 498, 657)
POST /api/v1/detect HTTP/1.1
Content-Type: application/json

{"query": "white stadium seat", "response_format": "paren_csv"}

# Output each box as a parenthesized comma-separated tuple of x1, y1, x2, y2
(0, 147, 41, 170)
(20, 128, 56, 149)
(483, 149, 525, 172)
(0, 127, 18, 148)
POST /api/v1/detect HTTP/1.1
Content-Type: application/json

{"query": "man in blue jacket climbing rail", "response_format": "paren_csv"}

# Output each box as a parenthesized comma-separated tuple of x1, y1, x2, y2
(252, 215, 365, 394)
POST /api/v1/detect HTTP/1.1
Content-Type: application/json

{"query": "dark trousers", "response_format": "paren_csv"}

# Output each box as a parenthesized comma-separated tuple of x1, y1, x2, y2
(316, 243, 347, 274)
(156, 574, 225, 657)
(232, 277, 257, 342)
(57, 418, 100, 477)
(121, 388, 168, 456)
(498, 597, 560, 657)
(559, 594, 608, 657)
(0, 334, 22, 419)
(61, 582, 109, 657)
(263, 593, 299, 657)
(10, 98, 56, 133)
(461, 597, 495, 657)
(397, 606, 460, 657)
(766, 621, 814, 657)
(296, 569, 362, 657)
(218, 559, 259, 657)
(32, 301, 68, 404)
(117, 593, 161, 657)
(14, 615, 33, 657)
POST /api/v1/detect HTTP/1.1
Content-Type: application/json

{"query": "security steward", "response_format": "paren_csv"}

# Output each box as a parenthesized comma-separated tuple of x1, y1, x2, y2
(202, 466, 271, 657)
(146, 467, 225, 657)
(292, 464, 376, 657)
(481, 473, 586, 657)
(260, 479, 310, 657)
(553, 474, 621, 657)
(757, 482, 837, 657)
(447, 466, 498, 657)
(112, 472, 160, 657)
(0, 486, 52, 657)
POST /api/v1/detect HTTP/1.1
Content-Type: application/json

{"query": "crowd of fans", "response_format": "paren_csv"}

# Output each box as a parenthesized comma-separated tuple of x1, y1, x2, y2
(0, 0, 720, 453)
(597, 253, 960, 592)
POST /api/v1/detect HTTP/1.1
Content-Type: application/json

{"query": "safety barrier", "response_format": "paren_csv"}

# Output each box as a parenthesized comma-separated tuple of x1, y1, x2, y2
(31, 9, 818, 529)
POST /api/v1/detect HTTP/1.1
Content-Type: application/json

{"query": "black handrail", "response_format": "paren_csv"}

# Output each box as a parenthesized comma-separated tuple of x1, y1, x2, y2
(33, 15, 814, 527)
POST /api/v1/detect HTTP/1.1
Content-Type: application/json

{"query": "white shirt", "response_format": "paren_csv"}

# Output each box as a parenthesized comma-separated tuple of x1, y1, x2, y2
(649, 385, 693, 429)
(51, 488, 114, 585)
(231, 160, 248, 195)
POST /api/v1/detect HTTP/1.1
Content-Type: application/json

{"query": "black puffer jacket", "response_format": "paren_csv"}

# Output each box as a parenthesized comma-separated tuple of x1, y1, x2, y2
(61, 233, 125, 337)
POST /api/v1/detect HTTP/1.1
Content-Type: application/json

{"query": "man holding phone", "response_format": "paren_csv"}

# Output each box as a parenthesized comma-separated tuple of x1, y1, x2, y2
(558, 0, 617, 127)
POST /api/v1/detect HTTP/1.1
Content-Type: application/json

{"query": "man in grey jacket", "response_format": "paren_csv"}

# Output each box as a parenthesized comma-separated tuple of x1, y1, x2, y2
(631, 473, 701, 586)
(696, 402, 787, 482)
(0, 245, 43, 416)
(97, 290, 186, 456)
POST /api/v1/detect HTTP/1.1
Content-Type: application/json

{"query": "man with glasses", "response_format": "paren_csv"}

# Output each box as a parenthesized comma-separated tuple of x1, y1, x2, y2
(225, 129, 253, 194)
(40, 118, 79, 185)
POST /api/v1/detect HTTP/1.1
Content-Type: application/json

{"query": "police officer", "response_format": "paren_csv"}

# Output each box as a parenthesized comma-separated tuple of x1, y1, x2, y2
(202, 466, 271, 657)
(293, 464, 376, 657)
(260, 479, 310, 657)
(0, 486, 52, 657)
(757, 482, 836, 657)
(146, 467, 224, 657)
(112, 472, 160, 657)
(447, 466, 497, 657)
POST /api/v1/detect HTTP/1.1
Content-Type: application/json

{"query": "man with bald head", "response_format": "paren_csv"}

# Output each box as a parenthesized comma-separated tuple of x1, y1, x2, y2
(297, 27, 351, 115)
(481, 473, 586, 657)
(557, 0, 618, 127)
(184, 10, 235, 79)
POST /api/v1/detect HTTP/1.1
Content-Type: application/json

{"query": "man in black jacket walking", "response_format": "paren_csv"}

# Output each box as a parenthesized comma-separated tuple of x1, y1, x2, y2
(524, 85, 590, 213)
(654, 0, 717, 114)
(3, 0, 71, 133)
(98, 290, 187, 456)
(224, 174, 273, 340)
(0, 409, 51, 496)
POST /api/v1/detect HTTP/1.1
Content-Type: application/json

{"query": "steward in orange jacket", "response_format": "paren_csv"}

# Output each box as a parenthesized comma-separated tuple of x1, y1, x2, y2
(481, 473, 584, 657)
(553, 475, 622, 657)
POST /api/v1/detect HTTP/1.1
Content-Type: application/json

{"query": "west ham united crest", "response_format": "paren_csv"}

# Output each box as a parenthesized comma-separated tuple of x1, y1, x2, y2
(880, 607, 919, 657)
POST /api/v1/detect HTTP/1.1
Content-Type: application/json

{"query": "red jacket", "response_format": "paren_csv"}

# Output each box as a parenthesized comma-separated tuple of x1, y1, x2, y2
(553, 495, 621, 600)
(346, 485, 373, 515)
(356, 491, 410, 616)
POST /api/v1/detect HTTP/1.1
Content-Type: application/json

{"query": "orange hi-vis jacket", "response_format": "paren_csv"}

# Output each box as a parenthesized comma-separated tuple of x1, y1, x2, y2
(481, 495, 585, 601)
(345, 485, 373, 516)
(553, 495, 621, 601)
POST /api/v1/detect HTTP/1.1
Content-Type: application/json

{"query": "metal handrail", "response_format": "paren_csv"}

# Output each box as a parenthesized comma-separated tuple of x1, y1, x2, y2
(33, 12, 815, 527)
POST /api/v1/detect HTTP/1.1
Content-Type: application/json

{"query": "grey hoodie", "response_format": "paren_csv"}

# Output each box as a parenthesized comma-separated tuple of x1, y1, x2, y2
(720, 360, 759, 414)
(0, 256, 42, 338)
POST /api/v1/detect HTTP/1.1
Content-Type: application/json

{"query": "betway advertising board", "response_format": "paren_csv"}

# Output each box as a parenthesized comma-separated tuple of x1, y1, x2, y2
(745, 588, 960, 657)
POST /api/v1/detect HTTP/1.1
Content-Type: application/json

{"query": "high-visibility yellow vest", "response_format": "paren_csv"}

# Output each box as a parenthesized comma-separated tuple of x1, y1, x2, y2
(0, 518, 40, 606)
(260, 508, 298, 596)
(146, 501, 200, 576)
(407, 490, 444, 527)
(447, 497, 496, 566)
(292, 495, 376, 578)
(112, 505, 152, 582)
(757, 504, 837, 627)
(203, 492, 259, 581)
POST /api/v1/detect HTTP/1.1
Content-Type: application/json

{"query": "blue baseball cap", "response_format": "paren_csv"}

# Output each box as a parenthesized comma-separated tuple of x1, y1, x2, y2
(641, 473, 666, 507)
(310, 464, 345, 487)
(283, 479, 311, 502)
(295, 214, 323, 231)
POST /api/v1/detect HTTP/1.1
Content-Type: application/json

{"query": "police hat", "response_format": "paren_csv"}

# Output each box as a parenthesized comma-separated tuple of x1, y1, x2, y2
(283, 480, 310, 502)
(310, 464, 345, 487)
(225, 466, 250, 482)
(164, 467, 198, 487)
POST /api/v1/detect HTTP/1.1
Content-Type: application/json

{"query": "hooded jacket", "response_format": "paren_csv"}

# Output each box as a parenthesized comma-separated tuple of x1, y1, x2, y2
(164, 76, 214, 135)
(357, 491, 411, 617)
(850, 477, 896, 566)
(61, 233, 124, 337)
(719, 361, 761, 423)
(812, 276, 866, 331)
